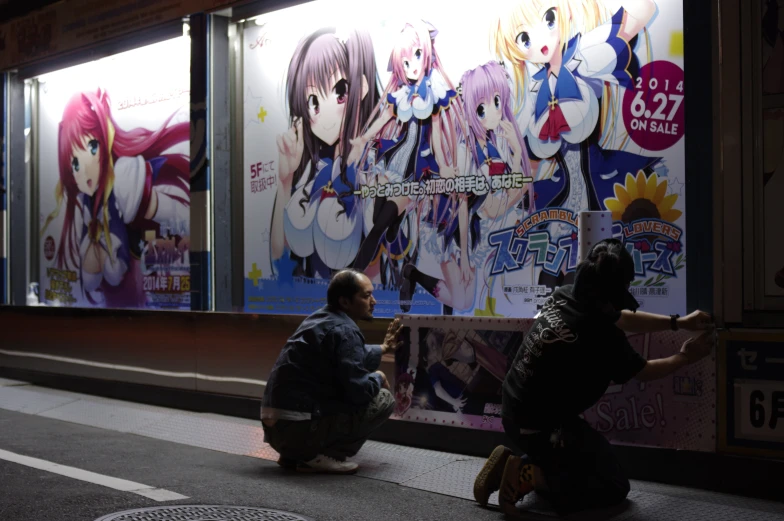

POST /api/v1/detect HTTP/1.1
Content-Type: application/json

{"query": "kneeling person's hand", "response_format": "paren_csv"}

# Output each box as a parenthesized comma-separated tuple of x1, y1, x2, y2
(680, 331, 714, 364)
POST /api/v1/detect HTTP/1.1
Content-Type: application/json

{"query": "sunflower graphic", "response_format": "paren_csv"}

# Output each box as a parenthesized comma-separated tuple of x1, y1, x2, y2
(604, 171, 682, 224)
(604, 171, 685, 287)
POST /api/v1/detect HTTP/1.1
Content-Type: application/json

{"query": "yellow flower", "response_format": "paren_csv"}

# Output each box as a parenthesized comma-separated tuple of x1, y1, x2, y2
(604, 171, 682, 223)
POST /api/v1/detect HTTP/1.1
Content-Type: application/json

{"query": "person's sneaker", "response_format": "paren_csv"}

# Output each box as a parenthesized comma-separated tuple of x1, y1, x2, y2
(498, 455, 534, 516)
(473, 445, 513, 507)
(296, 455, 359, 475)
(276, 456, 297, 470)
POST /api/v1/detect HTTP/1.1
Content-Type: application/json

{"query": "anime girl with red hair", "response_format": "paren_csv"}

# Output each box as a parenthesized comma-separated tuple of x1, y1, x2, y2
(42, 89, 190, 308)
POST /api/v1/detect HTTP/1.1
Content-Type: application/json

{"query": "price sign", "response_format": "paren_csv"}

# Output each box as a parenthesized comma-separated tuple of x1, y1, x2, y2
(722, 335, 784, 456)
(622, 61, 685, 151)
(735, 379, 784, 443)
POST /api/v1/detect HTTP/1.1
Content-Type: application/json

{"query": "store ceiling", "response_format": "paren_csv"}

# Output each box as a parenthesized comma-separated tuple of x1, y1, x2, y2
(0, 0, 63, 25)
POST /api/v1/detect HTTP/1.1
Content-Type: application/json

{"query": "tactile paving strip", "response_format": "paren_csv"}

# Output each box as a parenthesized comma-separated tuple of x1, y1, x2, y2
(399, 457, 569, 517)
(0, 386, 79, 415)
(617, 492, 784, 521)
(400, 457, 486, 501)
(39, 399, 174, 433)
(630, 480, 784, 515)
(129, 412, 268, 456)
(94, 505, 314, 521)
(353, 441, 464, 483)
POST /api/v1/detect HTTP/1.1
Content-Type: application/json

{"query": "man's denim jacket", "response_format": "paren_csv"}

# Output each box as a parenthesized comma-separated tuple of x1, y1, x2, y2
(261, 306, 384, 420)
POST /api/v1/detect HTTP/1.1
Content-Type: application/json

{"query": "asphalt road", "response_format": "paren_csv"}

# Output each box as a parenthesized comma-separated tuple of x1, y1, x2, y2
(0, 408, 504, 521)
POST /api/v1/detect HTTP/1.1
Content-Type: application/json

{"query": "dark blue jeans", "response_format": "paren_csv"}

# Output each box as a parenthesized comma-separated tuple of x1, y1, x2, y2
(502, 416, 631, 515)
(263, 389, 395, 462)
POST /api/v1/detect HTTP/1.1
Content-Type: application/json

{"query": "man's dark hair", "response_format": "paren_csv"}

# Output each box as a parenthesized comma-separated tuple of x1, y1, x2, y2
(573, 238, 638, 311)
(327, 269, 364, 309)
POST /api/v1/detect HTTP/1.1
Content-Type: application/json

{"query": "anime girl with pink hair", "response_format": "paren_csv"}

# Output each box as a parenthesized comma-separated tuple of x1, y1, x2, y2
(348, 20, 468, 312)
(42, 89, 189, 308)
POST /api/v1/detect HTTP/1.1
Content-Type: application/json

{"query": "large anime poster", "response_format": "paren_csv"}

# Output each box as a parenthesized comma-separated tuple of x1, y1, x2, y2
(243, 0, 687, 318)
(394, 315, 716, 452)
(37, 37, 191, 309)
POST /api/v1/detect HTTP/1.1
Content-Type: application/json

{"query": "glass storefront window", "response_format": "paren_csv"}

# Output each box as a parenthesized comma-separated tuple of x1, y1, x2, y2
(31, 36, 192, 309)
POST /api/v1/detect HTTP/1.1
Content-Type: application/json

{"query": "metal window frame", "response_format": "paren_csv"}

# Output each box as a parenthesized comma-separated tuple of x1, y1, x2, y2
(7, 72, 27, 306)
(5, 20, 188, 308)
(229, 20, 245, 312)
(715, 0, 746, 326)
(752, 0, 784, 313)
(1, 74, 7, 305)
(685, 0, 717, 316)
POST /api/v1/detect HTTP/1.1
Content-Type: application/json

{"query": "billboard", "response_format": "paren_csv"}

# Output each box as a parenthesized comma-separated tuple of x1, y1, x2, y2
(243, 0, 687, 318)
(37, 36, 191, 309)
(395, 315, 716, 452)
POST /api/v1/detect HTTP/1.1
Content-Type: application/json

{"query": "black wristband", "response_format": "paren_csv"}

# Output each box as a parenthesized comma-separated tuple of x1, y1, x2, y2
(671, 314, 680, 331)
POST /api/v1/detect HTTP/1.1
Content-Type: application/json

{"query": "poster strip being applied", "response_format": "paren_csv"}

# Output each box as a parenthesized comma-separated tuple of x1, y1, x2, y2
(394, 315, 716, 452)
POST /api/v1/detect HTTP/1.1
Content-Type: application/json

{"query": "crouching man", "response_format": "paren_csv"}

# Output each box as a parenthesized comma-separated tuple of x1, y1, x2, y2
(261, 269, 403, 474)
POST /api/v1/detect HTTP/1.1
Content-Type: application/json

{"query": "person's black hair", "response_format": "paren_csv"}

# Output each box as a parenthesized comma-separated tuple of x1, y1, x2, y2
(573, 238, 639, 311)
(327, 269, 364, 309)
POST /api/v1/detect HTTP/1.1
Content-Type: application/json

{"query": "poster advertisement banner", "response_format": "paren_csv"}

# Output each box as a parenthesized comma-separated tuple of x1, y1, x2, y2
(243, 0, 688, 318)
(37, 36, 191, 309)
(394, 315, 716, 452)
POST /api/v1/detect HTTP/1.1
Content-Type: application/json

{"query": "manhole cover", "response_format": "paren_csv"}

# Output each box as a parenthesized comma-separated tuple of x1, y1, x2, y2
(95, 505, 314, 521)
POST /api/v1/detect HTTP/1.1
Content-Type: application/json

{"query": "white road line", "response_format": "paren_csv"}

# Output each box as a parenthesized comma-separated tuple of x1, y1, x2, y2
(0, 449, 188, 502)
(0, 349, 266, 386)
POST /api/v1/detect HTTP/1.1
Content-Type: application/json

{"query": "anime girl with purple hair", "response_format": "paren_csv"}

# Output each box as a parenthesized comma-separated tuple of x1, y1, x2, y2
(270, 28, 381, 279)
(400, 61, 534, 312)
(41, 88, 189, 308)
(348, 20, 468, 312)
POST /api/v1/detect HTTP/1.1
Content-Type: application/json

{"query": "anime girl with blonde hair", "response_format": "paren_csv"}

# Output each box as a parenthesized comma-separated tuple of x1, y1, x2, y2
(493, 0, 663, 288)
(348, 20, 469, 312)
(42, 88, 189, 308)
(270, 28, 382, 279)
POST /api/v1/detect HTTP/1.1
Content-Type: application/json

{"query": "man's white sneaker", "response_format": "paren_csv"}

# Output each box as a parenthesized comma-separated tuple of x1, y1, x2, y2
(296, 455, 359, 474)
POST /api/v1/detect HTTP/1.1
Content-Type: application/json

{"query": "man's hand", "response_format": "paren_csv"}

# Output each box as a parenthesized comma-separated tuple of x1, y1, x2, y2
(678, 310, 714, 331)
(451, 394, 468, 413)
(375, 370, 390, 390)
(381, 318, 403, 355)
(679, 331, 714, 364)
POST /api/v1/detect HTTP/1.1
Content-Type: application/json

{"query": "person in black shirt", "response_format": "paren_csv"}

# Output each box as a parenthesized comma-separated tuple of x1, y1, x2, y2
(261, 269, 403, 475)
(473, 239, 714, 516)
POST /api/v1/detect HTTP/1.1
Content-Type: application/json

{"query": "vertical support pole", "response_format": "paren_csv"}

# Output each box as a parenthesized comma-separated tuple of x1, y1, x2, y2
(8, 73, 27, 306)
(189, 14, 211, 311)
(210, 14, 233, 312)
